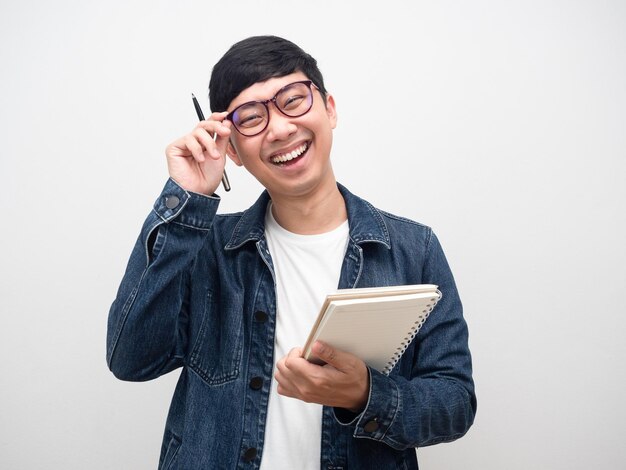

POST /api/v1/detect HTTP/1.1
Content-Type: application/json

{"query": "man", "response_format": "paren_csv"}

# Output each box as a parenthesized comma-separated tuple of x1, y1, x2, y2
(107, 35, 476, 469)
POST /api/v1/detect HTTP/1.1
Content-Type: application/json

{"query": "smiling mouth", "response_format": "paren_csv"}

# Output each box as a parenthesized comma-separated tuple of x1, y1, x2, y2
(270, 141, 310, 165)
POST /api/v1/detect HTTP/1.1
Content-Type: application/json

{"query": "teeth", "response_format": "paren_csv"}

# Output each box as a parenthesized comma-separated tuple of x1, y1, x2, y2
(272, 142, 308, 163)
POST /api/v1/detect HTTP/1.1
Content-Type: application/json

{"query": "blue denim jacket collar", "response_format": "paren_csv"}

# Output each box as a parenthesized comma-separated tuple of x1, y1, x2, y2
(224, 183, 391, 250)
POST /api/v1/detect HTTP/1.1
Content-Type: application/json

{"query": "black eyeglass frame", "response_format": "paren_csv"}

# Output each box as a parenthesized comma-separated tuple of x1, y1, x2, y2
(225, 80, 318, 137)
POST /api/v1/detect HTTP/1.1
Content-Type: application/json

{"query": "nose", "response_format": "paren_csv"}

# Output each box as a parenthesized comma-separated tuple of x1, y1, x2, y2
(265, 105, 297, 142)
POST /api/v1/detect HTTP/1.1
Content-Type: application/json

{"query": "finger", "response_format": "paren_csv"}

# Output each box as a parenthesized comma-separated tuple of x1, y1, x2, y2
(196, 121, 230, 159)
(274, 363, 297, 398)
(311, 341, 353, 371)
(183, 134, 207, 163)
(283, 348, 311, 374)
(196, 112, 229, 135)
(275, 355, 300, 381)
(275, 356, 287, 376)
(274, 362, 310, 400)
(210, 111, 229, 121)
(192, 127, 218, 160)
(214, 121, 232, 157)
(287, 347, 303, 359)
(165, 137, 192, 159)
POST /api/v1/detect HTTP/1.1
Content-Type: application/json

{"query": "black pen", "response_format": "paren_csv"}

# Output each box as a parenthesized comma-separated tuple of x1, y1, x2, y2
(191, 93, 231, 192)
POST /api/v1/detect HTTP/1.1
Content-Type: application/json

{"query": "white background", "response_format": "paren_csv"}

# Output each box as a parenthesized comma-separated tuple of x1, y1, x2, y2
(1, 1, 625, 469)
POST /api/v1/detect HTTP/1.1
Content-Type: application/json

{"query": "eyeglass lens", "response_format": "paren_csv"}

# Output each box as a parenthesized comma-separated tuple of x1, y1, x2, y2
(230, 81, 314, 136)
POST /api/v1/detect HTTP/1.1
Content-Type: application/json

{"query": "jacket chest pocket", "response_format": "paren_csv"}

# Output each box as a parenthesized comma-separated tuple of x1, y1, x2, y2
(189, 290, 244, 385)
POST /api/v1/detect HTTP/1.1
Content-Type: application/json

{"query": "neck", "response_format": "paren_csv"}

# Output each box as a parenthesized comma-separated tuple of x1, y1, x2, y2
(268, 179, 347, 235)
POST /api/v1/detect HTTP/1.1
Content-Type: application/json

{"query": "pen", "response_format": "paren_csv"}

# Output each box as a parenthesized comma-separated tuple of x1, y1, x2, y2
(191, 93, 231, 192)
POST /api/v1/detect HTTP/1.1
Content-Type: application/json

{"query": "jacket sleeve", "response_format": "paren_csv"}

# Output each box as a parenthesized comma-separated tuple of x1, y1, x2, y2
(106, 178, 220, 381)
(334, 230, 477, 448)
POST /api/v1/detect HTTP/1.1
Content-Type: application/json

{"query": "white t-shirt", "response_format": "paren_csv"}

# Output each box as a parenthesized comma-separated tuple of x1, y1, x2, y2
(260, 203, 349, 470)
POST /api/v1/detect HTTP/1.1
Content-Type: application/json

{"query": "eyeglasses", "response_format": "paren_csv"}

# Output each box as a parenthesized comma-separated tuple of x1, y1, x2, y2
(226, 80, 317, 137)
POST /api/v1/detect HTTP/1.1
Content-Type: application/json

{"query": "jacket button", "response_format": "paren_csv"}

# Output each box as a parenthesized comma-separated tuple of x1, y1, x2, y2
(165, 196, 180, 209)
(363, 419, 379, 433)
(249, 376, 263, 390)
(242, 447, 257, 462)
(254, 311, 268, 322)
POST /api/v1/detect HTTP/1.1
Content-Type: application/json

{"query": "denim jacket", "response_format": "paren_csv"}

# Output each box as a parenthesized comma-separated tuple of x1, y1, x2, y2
(107, 179, 476, 470)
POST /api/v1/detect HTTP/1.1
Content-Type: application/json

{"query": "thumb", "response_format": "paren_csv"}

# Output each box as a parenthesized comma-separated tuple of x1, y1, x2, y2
(312, 341, 342, 368)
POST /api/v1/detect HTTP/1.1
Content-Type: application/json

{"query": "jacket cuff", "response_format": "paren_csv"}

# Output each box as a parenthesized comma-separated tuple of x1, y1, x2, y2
(333, 367, 400, 441)
(152, 178, 220, 230)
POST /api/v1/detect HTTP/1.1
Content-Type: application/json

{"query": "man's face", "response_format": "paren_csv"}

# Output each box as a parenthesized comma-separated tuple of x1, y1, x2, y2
(226, 71, 337, 200)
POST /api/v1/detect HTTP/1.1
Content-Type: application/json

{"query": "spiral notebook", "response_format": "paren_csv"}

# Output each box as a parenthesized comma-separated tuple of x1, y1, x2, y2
(302, 284, 441, 375)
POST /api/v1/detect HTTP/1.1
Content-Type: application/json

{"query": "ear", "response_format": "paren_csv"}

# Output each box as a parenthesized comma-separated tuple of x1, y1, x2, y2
(226, 139, 243, 167)
(325, 94, 338, 129)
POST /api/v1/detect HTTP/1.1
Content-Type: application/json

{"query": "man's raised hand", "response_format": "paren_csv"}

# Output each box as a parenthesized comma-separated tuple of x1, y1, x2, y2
(165, 112, 232, 195)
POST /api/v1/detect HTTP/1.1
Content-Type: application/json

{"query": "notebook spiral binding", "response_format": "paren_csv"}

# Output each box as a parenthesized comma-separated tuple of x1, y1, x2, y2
(381, 290, 442, 375)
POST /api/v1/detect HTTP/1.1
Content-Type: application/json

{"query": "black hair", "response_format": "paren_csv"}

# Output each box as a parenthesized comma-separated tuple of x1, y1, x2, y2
(209, 35, 327, 112)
